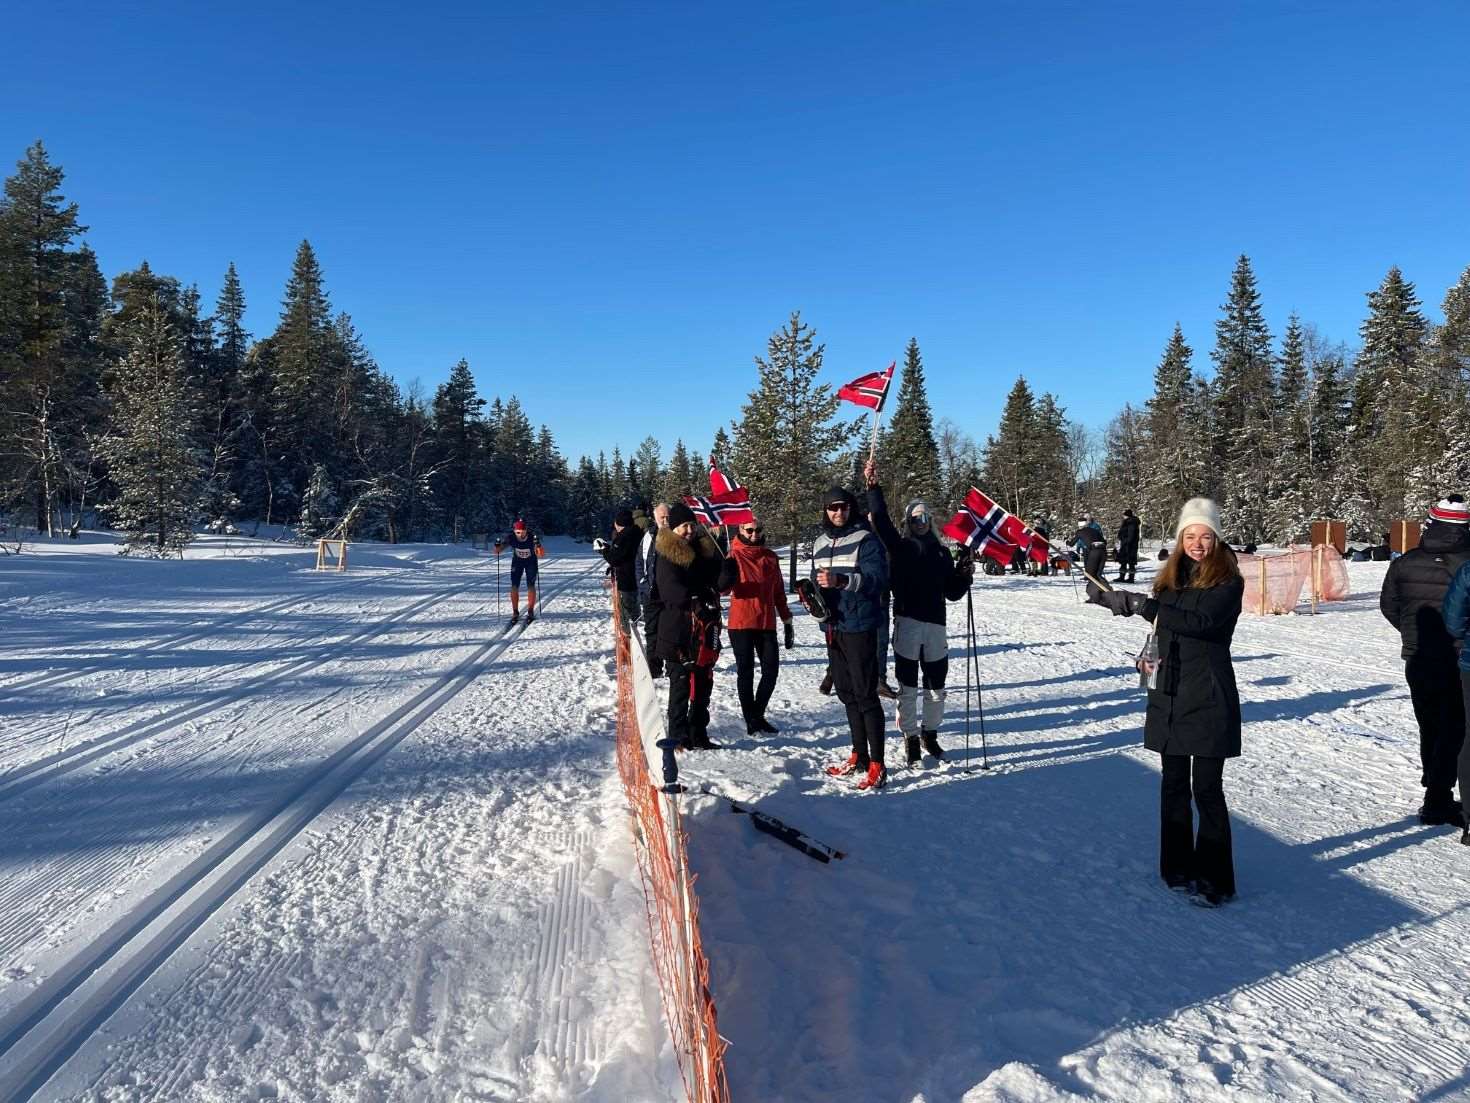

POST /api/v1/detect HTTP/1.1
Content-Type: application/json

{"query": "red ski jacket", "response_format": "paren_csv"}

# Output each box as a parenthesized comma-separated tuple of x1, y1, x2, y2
(719, 538, 792, 631)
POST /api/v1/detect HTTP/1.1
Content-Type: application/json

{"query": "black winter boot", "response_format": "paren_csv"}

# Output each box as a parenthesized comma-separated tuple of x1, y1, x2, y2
(904, 735, 921, 766)
(921, 730, 945, 760)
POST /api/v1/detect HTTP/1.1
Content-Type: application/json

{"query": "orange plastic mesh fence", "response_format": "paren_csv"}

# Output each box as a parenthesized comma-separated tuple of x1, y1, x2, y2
(1238, 545, 1351, 614)
(611, 590, 731, 1103)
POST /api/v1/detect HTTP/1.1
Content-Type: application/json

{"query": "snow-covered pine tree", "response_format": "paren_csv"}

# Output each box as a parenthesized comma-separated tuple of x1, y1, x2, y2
(299, 463, 339, 540)
(0, 141, 92, 535)
(104, 295, 202, 556)
(983, 377, 1040, 518)
(731, 311, 855, 588)
(708, 426, 731, 476)
(661, 439, 694, 502)
(1139, 326, 1210, 540)
(1349, 266, 1429, 525)
(1263, 314, 1311, 543)
(876, 337, 941, 521)
(1211, 256, 1276, 542)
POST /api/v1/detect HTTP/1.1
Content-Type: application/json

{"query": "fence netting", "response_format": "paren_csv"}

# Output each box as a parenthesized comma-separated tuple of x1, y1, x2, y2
(611, 589, 731, 1103)
(1238, 545, 1350, 614)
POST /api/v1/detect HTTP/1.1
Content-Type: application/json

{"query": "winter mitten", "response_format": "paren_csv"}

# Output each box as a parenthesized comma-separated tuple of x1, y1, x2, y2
(783, 621, 795, 649)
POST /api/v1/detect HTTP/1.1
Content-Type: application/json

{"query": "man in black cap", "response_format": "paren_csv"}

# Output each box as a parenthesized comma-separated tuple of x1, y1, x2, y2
(1117, 508, 1141, 583)
(599, 507, 643, 636)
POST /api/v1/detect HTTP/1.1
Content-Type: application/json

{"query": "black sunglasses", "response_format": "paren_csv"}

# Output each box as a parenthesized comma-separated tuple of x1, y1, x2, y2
(825, 502, 850, 511)
(742, 525, 765, 533)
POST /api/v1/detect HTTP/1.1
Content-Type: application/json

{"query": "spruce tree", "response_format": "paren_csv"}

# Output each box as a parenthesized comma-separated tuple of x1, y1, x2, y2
(1211, 256, 1276, 540)
(708, 426, 731, 475)
(731, 312, 855, 587)
(983, 377, 1039, 517)
(1141, 325, 1209, 539)
(270, 241, 335, 491)
(299, 463, 339, 539)
(1264, 314, 1311, 542)
(103, 296, 202, 556)
(0, 141, 88, 534)
(662, 439, 694, 502)
(877, 337, 941, 520)
(430, 359, 485, 541)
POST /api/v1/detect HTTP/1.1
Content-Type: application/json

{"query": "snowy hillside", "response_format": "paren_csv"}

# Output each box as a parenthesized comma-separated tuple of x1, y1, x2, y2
(1, 538, 1468, 1101)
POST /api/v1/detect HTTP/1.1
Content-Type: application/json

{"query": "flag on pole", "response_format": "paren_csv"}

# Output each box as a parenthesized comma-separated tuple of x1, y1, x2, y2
(709, 462, 747, 500)
(683, 494, 755, 528)
(837, 362, 895, 412)
(942, 488, 1024, 566)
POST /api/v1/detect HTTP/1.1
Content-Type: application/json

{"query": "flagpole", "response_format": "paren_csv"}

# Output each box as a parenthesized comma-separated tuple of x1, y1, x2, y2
(1033, 532, 1113, 594)
(868, 406, 881, 462)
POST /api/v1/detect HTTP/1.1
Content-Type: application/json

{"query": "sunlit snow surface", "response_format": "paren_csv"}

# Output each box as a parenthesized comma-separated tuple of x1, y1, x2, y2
(1, 534, 1467, 1101)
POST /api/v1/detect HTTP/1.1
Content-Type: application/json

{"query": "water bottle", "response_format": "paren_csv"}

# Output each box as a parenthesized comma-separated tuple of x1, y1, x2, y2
(1139, 633, 1159, 690)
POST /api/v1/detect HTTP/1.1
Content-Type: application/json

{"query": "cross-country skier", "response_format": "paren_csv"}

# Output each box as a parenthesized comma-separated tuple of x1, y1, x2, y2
(863, 458, 975, 765)
(810, 485, 890, 790)
(495, 518, 544, 625)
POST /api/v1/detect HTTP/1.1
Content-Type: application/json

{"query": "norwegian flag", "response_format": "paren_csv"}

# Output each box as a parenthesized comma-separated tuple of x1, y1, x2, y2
(683, 494, 756, 528)
(837, 362, 895, 412)
(1017, 522, 1052, 565)
(708, 463, 748, 502)
(942, 488, 1024, 566)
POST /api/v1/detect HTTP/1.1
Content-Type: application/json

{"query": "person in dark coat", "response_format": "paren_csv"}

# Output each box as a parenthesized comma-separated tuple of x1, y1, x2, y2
(599, 508, 643, 636)
(1073, 515, 1108, 595)
(1117, 508, 1142, 583)
(636, 502, 670, 677)
(1092, 497, 1244, 906)
(654, 503, 724, 752)
(1381, 496, 1470, 828)
(1439, 543, 1470, 846)
(863, 458, 974, 764)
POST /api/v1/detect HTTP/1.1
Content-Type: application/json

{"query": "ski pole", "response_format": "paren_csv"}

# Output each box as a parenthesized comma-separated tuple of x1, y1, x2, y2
(496, 545, 501, 617)
(972, 593, 989, 769)
(964, 591, 973, 771)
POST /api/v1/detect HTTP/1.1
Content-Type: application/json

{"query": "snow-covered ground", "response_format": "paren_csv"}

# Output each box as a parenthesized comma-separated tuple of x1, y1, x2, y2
(2, 537, 1468, 1101)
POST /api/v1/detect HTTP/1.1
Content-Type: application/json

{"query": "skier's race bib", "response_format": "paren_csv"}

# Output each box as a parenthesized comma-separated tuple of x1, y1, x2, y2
(515, 547, 532, 559)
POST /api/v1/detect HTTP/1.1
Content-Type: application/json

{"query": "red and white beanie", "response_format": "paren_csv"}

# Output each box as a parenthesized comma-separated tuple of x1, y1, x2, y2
(1429, 498, 1469, 524)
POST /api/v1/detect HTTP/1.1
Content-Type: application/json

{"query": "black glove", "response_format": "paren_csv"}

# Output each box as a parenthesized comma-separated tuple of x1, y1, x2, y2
(783, 621, 795, 649)
(1093, 589, 1145, 617)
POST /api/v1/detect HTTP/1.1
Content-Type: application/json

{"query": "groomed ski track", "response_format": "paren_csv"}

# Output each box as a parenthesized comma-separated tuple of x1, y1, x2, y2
(0, 542, 674, 1101)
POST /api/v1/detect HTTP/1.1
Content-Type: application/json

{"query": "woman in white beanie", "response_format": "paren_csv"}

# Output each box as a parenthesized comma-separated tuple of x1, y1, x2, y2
(1093, 496, 1245, 906)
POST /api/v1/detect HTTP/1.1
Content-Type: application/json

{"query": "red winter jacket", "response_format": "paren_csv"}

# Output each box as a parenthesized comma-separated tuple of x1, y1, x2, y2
(719, 538, 792, 631)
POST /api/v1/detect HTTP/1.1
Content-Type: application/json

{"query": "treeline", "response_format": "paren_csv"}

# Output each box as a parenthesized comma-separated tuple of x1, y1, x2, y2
(984, 255, 1470, 543)
(0, 142, 596, 554)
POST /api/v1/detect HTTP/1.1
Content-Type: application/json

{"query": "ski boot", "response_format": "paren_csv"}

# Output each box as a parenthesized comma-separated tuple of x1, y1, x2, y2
(921, 730, 945, 760)
(826, 753, 859, 777)
(856, 762, 888, 791)
(524, 610, 536, 625)
(508, 610, 521, 627)
(904, 735, 922, 766)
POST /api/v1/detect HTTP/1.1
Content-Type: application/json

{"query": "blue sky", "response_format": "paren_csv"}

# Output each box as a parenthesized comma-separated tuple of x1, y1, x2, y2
(6, 2, 1470, 464)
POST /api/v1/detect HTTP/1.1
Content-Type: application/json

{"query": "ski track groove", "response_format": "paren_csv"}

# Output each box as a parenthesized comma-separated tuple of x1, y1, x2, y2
(0, 569, 386, 697)
(0, 563, 599, 1102)
(0, 569, 495, 800)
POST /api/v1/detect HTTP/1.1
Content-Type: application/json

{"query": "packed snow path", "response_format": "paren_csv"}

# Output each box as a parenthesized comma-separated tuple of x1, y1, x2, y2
(2, 539, 1469, 1101)
(0, 538, 674, 1101)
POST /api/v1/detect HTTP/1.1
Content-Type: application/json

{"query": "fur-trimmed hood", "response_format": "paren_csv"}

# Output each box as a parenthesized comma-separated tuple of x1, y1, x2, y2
(656, 527, 720, 568)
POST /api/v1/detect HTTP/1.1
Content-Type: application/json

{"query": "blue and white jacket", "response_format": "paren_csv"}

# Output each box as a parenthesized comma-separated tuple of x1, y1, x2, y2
(1441, 559, 1470, 672)
(809, 490, 888, 633)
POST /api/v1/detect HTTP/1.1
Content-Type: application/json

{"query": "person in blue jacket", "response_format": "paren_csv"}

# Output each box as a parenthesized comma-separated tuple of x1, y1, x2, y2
(810, 485, 891, 791)
(1437, 543, 1470, 845)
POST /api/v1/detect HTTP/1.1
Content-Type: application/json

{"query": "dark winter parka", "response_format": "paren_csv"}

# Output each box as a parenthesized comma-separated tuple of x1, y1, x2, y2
(600, 524, 642, 593)
(865, 484, 969, 625)
(1140, 560, 1245, 758)
(1379, 521, 1470, 660)
(1118, 513, 1141, 553)
(653, 528, 723, 662)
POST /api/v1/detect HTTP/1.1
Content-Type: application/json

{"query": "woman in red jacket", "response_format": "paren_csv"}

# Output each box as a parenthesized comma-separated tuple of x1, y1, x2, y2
(719, 517, 795, 734)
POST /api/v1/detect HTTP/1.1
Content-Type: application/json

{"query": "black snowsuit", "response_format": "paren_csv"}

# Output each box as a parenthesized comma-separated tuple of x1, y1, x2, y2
(1137, 562, 1245, 898)
(654, 528, 723, 752)
(1379, 521, 1470, 809)
(1075, 521, 1108, 594)
(600, 523, 643, 633)
(1117, 513, 1141, 582)
(865, 484, 971, 706)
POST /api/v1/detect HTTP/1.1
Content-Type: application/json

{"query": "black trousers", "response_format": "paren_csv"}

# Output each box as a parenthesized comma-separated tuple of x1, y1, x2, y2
(729, 628, 779, 725)
(1159, 753, 1235, 896)
(1407, 652, 1465, 799)
(1458, 671, 1470, 819)
(666, 658, 713, 748)
(1083, 542, 1107, 584)
(643, 599, 664, 674)
(1118, 544, 1138, 581)
(829, 629, 886, 767)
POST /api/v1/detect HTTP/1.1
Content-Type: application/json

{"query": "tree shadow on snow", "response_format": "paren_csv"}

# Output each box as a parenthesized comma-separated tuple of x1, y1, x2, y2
(686, 745, 1428, 1102)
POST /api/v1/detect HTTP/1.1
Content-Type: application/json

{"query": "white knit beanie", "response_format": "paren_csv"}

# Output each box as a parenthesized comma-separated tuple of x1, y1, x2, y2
(1175, 497, 1223, 539)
